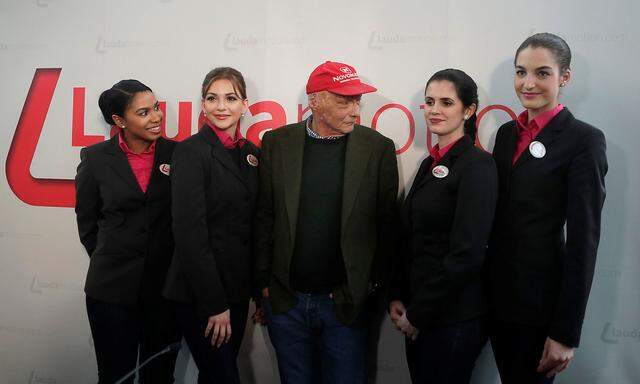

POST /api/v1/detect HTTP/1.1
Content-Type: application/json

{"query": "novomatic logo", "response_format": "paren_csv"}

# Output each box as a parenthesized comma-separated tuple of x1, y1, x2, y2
(6, 68, 515, 208)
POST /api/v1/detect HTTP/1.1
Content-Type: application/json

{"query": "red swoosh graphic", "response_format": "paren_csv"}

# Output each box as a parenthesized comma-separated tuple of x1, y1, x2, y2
(6, 68, 76, 207)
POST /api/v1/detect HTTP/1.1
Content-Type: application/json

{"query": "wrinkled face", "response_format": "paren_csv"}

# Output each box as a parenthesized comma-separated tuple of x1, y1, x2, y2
(112, 91, 163, 142)
(311, 91, 362, 135)
(423, 80, 472, 139)
(202, 79, 248, 132)
(514, 46, 571, 117)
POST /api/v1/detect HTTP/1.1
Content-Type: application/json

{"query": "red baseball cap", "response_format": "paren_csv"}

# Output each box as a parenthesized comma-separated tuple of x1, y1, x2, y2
(305, 61, 377, 96)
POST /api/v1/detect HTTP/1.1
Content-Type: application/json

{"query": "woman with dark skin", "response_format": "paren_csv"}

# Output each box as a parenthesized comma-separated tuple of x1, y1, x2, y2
(75, 80, 180, 384)
(488, 33, 607, 383)
(389, 69, 497, 383)
(163, 67, 260, 384)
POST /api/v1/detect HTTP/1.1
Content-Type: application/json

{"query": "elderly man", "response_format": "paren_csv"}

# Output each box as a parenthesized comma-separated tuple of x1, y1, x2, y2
(254, 61, 398, 383)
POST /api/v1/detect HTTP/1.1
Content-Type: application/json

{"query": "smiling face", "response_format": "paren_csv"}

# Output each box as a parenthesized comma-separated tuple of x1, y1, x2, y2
(423, 80, 475, 145)
(202, 78, 248, 133)
(309, 91, 361, 136)
(111, 91, 163, 144)
(514, 46, 571, 119)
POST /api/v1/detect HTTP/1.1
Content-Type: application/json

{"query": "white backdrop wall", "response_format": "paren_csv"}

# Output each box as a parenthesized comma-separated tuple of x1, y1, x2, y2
(1, 0, 638, 383)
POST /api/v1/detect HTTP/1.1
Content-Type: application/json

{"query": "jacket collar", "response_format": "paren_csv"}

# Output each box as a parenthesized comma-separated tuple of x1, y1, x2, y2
(103, 135, 171, 196)
(281, 121, 374, 245)
(199, 124, 255, 189)
(512, 107, 572, 170)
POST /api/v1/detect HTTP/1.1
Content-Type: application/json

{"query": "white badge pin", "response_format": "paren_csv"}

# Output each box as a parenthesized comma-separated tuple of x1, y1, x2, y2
(159, 164, 170, 176)
(432, 165, 449, 179)
(247, 154, 259, 167)
(529, 141, 546, 159)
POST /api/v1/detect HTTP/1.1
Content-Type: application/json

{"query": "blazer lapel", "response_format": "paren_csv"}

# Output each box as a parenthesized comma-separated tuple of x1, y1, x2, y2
(341, 126, 374, 229)
(201, 126, 248, 189)
(406, 156, 433, 201)
(239, 142, 260, 198)
(282, 123, 306, 243)
(105, 135, 144, 195)
(513, 108, 569, 171)
(412, 135, 472, 192)
(145, 137, 171, 197)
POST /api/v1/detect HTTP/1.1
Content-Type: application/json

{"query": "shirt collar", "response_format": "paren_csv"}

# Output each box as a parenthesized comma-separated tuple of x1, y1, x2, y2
(517, 104, 564, 133)
(429, 136, 463, 161)
(205, 119, 246, 149)
(305, 115, 343, 140)
(118, 131, 156, 155)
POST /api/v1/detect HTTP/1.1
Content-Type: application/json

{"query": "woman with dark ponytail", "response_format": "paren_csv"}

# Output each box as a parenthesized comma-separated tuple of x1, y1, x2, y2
(488, 33, 607, 383)
(388, 69, 498, 383)
(75, 80, 180, 383)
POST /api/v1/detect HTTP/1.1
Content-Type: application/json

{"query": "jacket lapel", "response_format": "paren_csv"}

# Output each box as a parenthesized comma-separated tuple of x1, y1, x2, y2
(145, 137, 171, 197)
(282, 123, 306, 242)
(239, 142, 260, 198)
(341, 126, 374, 229)
(412, 135, 472, 192)
(105, 135, 144, 195)
(513, 108, 569, 171)
(201, 125, 248, 189)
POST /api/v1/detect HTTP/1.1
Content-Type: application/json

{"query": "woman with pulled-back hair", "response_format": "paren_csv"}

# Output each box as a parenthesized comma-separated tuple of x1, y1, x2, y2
(163, 67, 260, 383)
(488, 33, 608, 383)
(389, 69, 497, 383)
(75, 80, 180, 383)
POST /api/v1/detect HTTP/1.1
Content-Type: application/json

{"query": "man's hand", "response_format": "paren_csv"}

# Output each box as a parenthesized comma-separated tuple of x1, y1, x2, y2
(204, 309, 232, 348)
(537, 337, 574, 378)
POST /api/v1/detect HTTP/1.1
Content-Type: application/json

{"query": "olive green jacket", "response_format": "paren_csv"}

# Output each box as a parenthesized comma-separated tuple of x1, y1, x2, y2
(253, 121, 399, 324)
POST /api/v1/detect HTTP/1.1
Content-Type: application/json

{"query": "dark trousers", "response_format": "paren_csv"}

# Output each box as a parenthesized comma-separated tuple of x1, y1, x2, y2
(490, 320, 556, 384)
(174, 301, 249, 384)
(263, 292, 367, 384)
(86, 296, 181, 384)
(405, 317, 487, 384)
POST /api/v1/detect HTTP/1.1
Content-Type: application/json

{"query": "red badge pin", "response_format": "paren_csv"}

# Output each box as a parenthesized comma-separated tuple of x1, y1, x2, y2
(432, 165, 449, 179)
(247, 154, 259, 167)
(159, 164, 170, 176)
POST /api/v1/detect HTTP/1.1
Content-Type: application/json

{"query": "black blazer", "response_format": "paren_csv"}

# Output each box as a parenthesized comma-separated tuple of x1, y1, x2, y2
(163, 126, 260, 318)
(75, 136, 176, 305)
(488, 108, 607, 347)
(390, 135, 497, 328)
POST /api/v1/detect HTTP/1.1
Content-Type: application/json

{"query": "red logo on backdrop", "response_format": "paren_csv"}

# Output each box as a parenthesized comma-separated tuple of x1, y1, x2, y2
(6, 68, 517, 208)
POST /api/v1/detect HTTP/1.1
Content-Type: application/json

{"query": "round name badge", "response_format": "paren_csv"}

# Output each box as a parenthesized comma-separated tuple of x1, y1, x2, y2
(529, 141, 546, 159)
(159, 164, 170, 176)
(432, 165, 449, 179)
(246, 154, 259, 167)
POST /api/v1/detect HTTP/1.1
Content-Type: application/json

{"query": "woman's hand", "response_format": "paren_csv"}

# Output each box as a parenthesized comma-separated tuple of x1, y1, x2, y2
(397, 311, 419, 341)
(537, 337, 574, 378)
(204, 309, 231, 348)
(389, 300, 406, 328)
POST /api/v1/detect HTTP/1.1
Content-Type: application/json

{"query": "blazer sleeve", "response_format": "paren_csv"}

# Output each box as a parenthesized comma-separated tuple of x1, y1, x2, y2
(549, 129, 607, 347)
(406, 155, 498, 328)
(75, 147, 101, 256)
(253, 131, 275, 292)
(373, 138, 400, 293)
(171, 143, 228, 317)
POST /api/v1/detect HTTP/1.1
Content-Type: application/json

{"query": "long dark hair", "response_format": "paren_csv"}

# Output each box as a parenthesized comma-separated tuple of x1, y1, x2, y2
(425, 69, 479, 141)
(98, 79, 152, 125)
